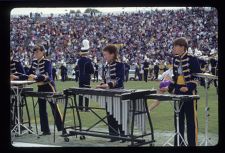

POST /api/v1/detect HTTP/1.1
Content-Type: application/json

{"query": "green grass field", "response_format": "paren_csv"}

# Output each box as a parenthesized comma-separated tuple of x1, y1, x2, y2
(23, 80, 218, 135)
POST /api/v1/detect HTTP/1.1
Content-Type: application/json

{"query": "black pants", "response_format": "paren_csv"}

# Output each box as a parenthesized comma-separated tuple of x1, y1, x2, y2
(154, 71, 158, 80)
(78, 85, 90, 111)
(38, 84, 63, 132)
(75, 72, 79, 82)
(174, 91, 198, 146)
(78, 95, 89, 111)
(53, 74, 57, 81)
(125, 72, 129, 82)
(61, 74, 66, 81)
(139, 73, 142, 81)
(144, 70, 148, 82)
(94, 71, 98, 82)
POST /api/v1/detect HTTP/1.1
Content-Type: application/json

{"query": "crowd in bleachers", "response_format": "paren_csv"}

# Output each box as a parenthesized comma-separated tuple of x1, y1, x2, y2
(10, 7, 218, 81)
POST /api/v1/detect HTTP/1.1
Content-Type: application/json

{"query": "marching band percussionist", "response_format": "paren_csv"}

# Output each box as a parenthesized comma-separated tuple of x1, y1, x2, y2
(60, 63, 67, 82)
(93, 61, 99, 82)
(10, 48, 26, 129)
(19, 45, 65, 136)
(74, 64, 79, 82)
(124, 60, 130, 82)
(77, 39, 94, 112)
(52, 63, 57, 81)
(96, 45, 126, 142)
(10, 49, 26, 80)
(168, 37, 201, 146)
(143, 58, 149, 82)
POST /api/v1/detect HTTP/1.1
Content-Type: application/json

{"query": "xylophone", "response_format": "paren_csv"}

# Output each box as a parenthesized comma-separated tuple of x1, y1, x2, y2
(63, 87, 156, 147)
(146, 94, 200, 102)
(146, 93, 200, 146)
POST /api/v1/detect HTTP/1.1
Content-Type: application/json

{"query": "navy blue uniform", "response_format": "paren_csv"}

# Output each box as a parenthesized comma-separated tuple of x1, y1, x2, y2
(143, 61, 149, 82)
(24, 66, 30, 75)
(77, 56, 94, 111)
(124, 63, 130, 82)
(154, 64, 159, 80)
(104, 61, 125, 139)
(74, 65, 79, 82)
(60, 65, 67, 82)
(135, 64, 142, 81)
(102, 64, 106, 81)
(20, 56, 63, 133)
(10, 59, 26, 76)
(93, 63, 99, 82)
(198, 59, 207, 73)
(52, 67, 57, 81)
(168, 51, 201, 146)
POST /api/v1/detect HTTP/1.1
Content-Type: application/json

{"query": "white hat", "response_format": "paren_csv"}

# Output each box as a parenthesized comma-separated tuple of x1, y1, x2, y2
(81, 39, 90, 51)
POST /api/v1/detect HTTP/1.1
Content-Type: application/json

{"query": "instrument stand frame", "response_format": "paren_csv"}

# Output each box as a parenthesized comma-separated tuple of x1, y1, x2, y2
(200, 77, 214, 146)
(193, 73, 218, 146)
(163, 99, 188, 146)
(62, 91, 155, 147)
(11, 86, 39, 142)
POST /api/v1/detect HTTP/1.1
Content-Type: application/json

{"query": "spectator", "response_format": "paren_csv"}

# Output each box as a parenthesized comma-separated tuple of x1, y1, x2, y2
(10, 8, 217, 71)
(52, 63, 57, 81)
(154, 62, 160, 80)
(60, 63, 67, 81)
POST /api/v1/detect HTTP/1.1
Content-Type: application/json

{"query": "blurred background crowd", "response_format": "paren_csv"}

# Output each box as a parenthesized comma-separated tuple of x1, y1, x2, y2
(10, 7, 218, 81)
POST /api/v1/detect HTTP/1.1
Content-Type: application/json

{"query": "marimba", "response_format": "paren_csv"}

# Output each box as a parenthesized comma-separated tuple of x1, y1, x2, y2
(147, 94, 200, 101)
(10, 81, 37, 141)
(63, 87, 156, 147)
(146, 94, 200, 146)
(22, 91, 65, 143)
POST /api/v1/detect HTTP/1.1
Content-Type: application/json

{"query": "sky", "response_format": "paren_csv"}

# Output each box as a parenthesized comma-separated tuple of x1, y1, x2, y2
(11, 7, 187, 15)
